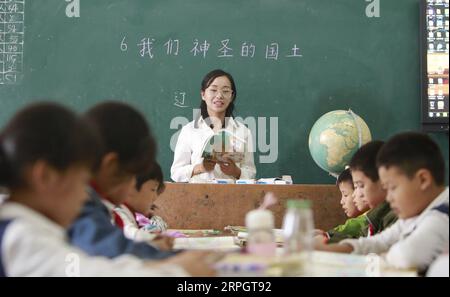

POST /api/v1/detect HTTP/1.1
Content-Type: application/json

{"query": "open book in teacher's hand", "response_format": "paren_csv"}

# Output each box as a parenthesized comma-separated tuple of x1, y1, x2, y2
(201, 129, 246, 163)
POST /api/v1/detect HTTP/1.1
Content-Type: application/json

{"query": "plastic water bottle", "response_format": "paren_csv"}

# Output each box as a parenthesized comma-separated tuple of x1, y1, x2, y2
(245, 209, 276, 256)
(281, 200, 315, 276)
(282, 199, 314, 255)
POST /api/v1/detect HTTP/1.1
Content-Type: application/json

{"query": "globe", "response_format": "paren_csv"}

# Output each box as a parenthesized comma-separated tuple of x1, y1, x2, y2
(308, 110, 372, 177)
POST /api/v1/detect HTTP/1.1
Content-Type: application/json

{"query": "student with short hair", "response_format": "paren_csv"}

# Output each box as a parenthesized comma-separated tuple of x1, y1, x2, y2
(336, 168, 360, 218)
(114, 163, 169, 243)
(349, 141, 397, 236)
(316, 132, 449, 272)
(317, 168, 370, 243)
(134, 162, 168, 233)
(316, 141, 397, 244)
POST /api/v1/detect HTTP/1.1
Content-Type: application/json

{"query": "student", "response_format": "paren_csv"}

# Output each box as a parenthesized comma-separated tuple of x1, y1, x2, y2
(316, 132, 449, 272)
(337, 168, 360, 218)
(316, 168, 370, 243)
(134, 164, 168, 233)
(349, 141, 397, 236)
(0, 103, 216, 276)
(316, 142, 396, 244)
(68, 102, 174, 259)
(113, 163, 169, 242)
(171, 69, 256, 183)
(352, 182, 370, 215)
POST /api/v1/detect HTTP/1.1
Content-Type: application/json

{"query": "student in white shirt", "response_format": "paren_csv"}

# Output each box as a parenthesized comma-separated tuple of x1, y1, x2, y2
(315, 132, 449, 273)
(171, 69, 256, 183)
(0, 103, 217, 276)
(114, 163, 169, 243)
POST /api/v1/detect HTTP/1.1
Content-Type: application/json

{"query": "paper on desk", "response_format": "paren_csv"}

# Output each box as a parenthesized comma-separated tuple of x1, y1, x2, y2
(309, 251, 417, 277)
(214, 251, 417, 277)
(173, 236, 241, 251)
(237, 229, 284, 243)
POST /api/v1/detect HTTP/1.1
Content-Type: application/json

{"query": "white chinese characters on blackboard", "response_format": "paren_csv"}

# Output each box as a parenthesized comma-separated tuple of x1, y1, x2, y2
(121, 37, 303, 61)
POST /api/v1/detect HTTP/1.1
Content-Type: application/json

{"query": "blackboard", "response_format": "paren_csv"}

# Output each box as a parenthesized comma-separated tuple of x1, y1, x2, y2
(0, 0, 448, 184)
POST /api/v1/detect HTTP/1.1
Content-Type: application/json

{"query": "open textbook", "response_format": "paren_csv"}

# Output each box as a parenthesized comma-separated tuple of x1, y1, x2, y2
(201, 129, 246, 163)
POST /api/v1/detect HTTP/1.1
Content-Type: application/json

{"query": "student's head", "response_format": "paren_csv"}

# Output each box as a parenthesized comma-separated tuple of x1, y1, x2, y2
(352, 189, 370, 213)
(0, 103, 100, 227)
(200, 69, 236, 120)
(336, 168, 359, 218)
(377, 132, 446, 219)
(84, 101, 156, 205)
(349, 140, 386, 209)
(126, 163, 165, 217)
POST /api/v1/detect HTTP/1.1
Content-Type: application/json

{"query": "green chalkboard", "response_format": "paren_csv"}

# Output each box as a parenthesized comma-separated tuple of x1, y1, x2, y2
(0, 0, 448, 184)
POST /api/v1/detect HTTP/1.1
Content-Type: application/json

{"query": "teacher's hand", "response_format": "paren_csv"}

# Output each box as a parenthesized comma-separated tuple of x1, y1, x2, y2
(203, 159, 217, 172)
(218, 157, 241, 179)
(192, 160, 216, 176)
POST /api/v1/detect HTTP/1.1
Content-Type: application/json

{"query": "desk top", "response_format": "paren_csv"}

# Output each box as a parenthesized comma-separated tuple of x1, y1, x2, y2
(172, 234, 417, 277)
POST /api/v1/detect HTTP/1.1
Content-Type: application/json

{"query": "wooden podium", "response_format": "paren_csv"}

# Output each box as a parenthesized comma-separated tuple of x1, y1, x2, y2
(155, 183, 346, 231)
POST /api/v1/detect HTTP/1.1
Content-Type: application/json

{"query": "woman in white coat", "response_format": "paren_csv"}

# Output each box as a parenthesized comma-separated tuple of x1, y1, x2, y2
(171, 69, 256, 183)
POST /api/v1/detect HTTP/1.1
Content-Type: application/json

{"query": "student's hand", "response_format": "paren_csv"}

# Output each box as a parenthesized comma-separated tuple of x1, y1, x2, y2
(313, 229, 326, 237)
(314, 235, 329, 249)
(218, 158, 241, 179)
(163, 251, 224, 277)
(151, 235, 174, 251)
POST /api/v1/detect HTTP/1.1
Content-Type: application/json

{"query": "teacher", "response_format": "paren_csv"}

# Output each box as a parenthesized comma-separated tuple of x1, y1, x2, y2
(171, 69, 256, 183)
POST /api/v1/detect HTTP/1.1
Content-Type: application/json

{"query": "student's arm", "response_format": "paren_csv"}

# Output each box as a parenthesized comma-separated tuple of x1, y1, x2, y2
(171, 126, 196, 182)
(326, 232, 356, 244)
(314, 240, 354, 253)
(326, 216, 369, 243)
(114, 207, 158, 242)
(239, 128, 256, 179)
(337, 220, 403, 255)
(386, 213, 449, 271)
(68, 199, 175, 260)
(3, 219, 189, 276)
(115, 208, 174, 251)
